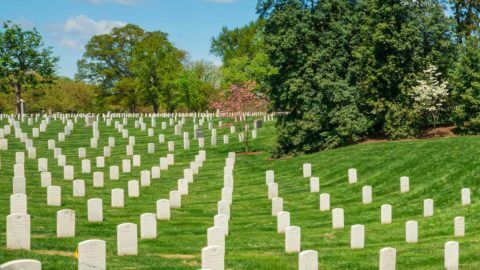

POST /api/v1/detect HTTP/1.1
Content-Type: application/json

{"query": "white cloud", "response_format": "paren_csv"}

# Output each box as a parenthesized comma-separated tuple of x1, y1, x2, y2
(63, 15, 126, 36)
(83, 0, 143, 5)
(53, 15, 126, 50)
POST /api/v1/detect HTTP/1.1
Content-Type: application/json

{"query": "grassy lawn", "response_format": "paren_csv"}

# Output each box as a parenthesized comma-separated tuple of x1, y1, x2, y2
(0, 116, 479, 269)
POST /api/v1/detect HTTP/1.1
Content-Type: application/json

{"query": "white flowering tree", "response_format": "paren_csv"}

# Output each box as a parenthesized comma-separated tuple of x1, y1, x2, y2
(411, 65, 449, 135)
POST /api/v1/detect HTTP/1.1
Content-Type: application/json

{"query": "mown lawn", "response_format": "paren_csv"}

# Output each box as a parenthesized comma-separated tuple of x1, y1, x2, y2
(0, 116, 479, 269)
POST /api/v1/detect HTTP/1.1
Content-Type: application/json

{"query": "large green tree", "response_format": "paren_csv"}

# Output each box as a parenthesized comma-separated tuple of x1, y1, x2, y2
(211, 20, 276, 91)
(258, 0, 369, 155)
(0, 22, 58, 114)
(76, 24, 145, 112)
(131, 31, 185, 113)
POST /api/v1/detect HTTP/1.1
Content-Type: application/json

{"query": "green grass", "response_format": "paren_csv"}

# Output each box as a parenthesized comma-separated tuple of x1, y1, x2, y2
(0, 117, 479, 269)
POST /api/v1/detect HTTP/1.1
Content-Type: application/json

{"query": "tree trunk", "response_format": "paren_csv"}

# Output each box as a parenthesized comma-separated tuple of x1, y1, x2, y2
(153, 102, 159, 113)
(14, 83, 22, 115)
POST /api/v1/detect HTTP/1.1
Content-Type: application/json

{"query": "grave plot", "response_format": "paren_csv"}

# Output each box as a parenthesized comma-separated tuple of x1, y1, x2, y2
(0, 113, 270, 269)
(1, 112, 480, 269)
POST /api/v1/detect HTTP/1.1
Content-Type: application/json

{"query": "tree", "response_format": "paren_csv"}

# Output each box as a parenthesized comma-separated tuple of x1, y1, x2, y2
(0, 22, 58, 114)
(76, 24, 145, 112)
(411, 65, 449, 134)
(175, 60, 221, 112)
(451, 38, 480, 133)
(210, 82, 268, 152)
(258, 0, 370, 155)
(448, 0, 480, 40)
(131, 31, 185, 113)
(211, 20, 276, 91)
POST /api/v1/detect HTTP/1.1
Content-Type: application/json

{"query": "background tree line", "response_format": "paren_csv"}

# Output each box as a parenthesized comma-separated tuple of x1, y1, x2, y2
(0, 22, 221, 114)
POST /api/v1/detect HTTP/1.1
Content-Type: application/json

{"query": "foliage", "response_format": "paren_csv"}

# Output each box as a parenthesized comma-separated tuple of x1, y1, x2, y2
(175, 60, 221, 112)
(131, 31, 185, 113)
(450, 38, 480, 133)
(0, 21, 58, 114)
(256, 0, 455, 155)
(411, 65, 449, 132)
(211, 20, 276, 91)
(210, 82, 268, 152)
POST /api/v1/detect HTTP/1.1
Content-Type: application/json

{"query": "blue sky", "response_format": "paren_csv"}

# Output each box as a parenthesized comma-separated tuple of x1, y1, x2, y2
(0, 0, 258, 78)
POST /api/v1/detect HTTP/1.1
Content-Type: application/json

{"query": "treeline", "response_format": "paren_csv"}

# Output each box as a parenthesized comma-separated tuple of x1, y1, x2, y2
(0, 22, 221, 114)
(248, 0, 480, 155)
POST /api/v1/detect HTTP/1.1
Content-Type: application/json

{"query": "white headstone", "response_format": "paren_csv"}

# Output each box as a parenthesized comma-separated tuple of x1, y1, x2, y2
(444, 241, 459, 270)
(64, 165, 74, 180)
(381, 204, 392, 224)
(272, 197, 283, 216)
(111, 188, 124, 208)
(461, 188, 470, 206)
(310, 177, 319, 193)
(93, 172, 104, 188)
(38, 158, 48, 172)
(299, 250, 318, 270)
(285, 226, 301, 253)
(169, 190, 181, 208)
(82, 159, 92, 173)
(96, 156, 105, 168)
(6, 213, 30, 250)
(268, 183, 278, 199)
(12, 176, 26, 194)
(0, 259, 41, 270)
(362, 186, 372, 204)
(87, 198, 103, 222)
(266, 170, 274, 185)
(423, 199, 434, 217)
(454, 216, 465, 237)
(319, 193, 330, 211)
(10, 193, 27, 214)
(379, 247, 396, 270)
(117, 223, 137, 255)
(207, 226, 225, 248)
(73, 179, 85, 197)
(214, 214, 229, 236)
(78, 239, 106, 270)
(405, 220, 418, 243)
(350, 224, 365, 249)
(140, 213, 157, 239)
(78, 147, 86, 159)
(122, 159, 131, 173)
(57, 209, 75, 237)
(133, 155, 141, 167)
(110, 166, 119, 180)
(277, 211, 290, 233)
(348, 168, 357, 184)
(156, 199, 170, 220)
(303, 163, 311, 178)
(201, 245, 224, 270)
(140, 170, 151, 187)
(41, 171, 51, 187)
(332, 208, 344, 229)
(47, 185, 61, 206)
(400, 176, 409, 193)
(128, 180, 140, 197)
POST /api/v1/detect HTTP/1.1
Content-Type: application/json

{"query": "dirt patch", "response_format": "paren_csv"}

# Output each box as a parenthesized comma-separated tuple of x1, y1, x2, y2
(323, 233, 336, 239)
(361, 125, 457, 144)
(237, 151, 265, 156)
(34, 249, 73, 257)
(156, 254, 197, 259)
(31, 234, 50, 239)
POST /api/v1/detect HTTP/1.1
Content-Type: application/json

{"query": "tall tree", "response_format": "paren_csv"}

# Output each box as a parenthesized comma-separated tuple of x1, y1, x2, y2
(76, 24, 145, 112)
(0, 22, 58, 114)
(211, 20, 276, 91)
(448, 0, 480, 40)
(258, 0, 369, 155)
(131, 31, 185, 113)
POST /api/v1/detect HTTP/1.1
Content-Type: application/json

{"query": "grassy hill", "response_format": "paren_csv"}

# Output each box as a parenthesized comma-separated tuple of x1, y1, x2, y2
(0, 117, 479, 269)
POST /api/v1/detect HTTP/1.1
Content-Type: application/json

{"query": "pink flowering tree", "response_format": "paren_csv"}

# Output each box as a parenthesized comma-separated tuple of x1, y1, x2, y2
(210, 81, 268, 152)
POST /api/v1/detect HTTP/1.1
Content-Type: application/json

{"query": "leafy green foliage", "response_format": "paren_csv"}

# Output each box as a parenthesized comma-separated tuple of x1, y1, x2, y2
(450, 38, 480, 133)
(0, 21, 58, 113)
